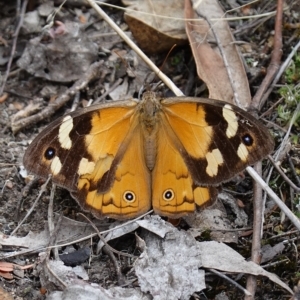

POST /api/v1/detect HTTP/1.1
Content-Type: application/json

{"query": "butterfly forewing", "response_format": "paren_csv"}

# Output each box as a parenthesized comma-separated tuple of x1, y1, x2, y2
(160, 97, 274, 185)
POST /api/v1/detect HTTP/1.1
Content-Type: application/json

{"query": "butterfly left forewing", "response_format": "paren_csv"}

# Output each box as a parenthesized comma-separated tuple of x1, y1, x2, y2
(24, 102, 137, 190)
(160, 97, 274, 186)
(24, 100, 151, 219)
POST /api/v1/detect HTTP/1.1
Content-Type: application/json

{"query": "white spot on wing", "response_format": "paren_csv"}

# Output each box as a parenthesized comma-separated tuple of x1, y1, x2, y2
(78, 158, 95, 175)
(223, 104, 238, 138)
(237, 143, 249, 161)
(58, 115, 73, 150)
(51, 156, 62, 175)
(205, 148, 224, 177)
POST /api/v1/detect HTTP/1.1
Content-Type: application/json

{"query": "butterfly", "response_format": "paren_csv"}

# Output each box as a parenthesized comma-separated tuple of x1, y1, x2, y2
(23, 91, 274, 219)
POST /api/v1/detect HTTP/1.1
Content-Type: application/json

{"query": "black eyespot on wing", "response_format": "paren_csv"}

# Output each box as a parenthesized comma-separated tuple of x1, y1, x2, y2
(123, 191, 136, 202)
(163, 189, 174, 201)
(242, 134, 253, 146)
(44, 147, 55, 160)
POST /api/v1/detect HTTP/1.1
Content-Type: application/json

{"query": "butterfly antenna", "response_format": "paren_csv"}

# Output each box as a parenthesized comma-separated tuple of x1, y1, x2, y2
(159, 44, 177, 73)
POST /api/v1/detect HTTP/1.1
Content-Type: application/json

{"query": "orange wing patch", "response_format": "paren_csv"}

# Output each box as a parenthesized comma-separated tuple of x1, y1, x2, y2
(162, 102, 213, 159)
(76, 122, 151, 219)
(152, 118, 213, 218)
(85, 107, 136, 161)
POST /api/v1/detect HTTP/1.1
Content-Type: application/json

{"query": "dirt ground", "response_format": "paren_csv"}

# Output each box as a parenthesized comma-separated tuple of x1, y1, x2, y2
(0, 0, 300, 299)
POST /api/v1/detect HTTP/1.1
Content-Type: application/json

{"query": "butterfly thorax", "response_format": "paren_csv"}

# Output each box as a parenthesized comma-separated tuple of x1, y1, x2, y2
(139, 91, 161, 171)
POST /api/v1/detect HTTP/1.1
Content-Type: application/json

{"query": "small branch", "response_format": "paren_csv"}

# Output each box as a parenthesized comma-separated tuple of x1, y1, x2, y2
(268, 155, 300, 192)
(86, 0, 184, 97)
(246, 166, 300, 231)
(208, 268, 252, 296)
(245, 162, 263, 300)
(252, 0, 283, 110)
(287, 153, 300, 187)
(11, 175, 52, 236)
(260, 40, 300, 110)
(77, 213, 135, 259)
(12, 61, 105, 133)
(48, 184, 59, 260)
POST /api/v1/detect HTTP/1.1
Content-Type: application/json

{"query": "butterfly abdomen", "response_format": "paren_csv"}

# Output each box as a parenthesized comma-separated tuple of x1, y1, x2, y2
(139, 91, 162, 171)
(142, 129, 158, 171)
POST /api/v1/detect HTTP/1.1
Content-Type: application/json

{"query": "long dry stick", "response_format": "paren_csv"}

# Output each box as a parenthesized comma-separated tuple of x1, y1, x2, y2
(245, 162, 262, 300)
(251, 0, 283, 110)
(247, 1, 284, 298)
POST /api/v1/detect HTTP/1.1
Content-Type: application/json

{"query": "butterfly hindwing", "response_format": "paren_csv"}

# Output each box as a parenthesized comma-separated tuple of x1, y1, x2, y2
(152, 117, 215, 217)
(74, 121, 151, 219)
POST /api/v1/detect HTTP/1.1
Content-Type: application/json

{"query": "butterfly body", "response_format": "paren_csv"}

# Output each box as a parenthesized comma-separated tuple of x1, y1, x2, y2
(24, 91, 274, 219)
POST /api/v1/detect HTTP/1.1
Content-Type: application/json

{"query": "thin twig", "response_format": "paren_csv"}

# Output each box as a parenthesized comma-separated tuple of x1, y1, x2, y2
(261, 258, 290, 269)
(47, 213, 63, 258)
(77, 213, 135, 259)
(268, 155, 300, 192)
(103, 246, 126, 286)
(260, 39, 300, 108)
(246, 166, 300, 231)
(259, 96, 284, 119)
(11, 61, 105, 133)
(21, 176, 40, 198)
(208, 268, 252, 296)
(45, 211, 153, 251)
(48, 183, 59, 260)
(262, 101, 300, 221)
(245, 162, 263, 300)
(252, 0, 283, 110)
(287, 153, 300, 187)
(11, 175, 52, 236)
(45, 254, 67, 289)
(93, 78, 123, 104)
(86, 0, 183, 97)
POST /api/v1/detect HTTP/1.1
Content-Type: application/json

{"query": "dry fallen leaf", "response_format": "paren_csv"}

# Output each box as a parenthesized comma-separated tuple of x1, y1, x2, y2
(0, 271, 13, 280)
(46, 284, 151, 300)
(199, 241, 293, 294)
(185, 209, 239, 243)
(135, 217, 205, 300)
(123, 0, 187, 53)
(134, 216, 293, 299)
(97, 221, 139, 253)
(185, 0, 251, 108)
(261, 242, 285, 264)
(0, 215, 107, 259)
(0, 261, 33, 280)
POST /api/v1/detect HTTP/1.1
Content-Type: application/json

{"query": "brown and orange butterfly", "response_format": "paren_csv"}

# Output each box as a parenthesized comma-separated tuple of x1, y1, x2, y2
(23, 91, 274, 219)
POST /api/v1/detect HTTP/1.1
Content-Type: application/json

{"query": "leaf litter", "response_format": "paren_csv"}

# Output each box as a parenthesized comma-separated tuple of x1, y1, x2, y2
(0, 0, 299, 299)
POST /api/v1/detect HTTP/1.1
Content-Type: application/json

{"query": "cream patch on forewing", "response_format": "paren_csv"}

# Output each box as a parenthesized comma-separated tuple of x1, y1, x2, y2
(78, 158, 95, 175)
(205, 148, 224, 177)
(58, 115, 73, 150)
(237, 143, 249, 162)
(51, 156, 62, 175)
(223, 104, 238, 138)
